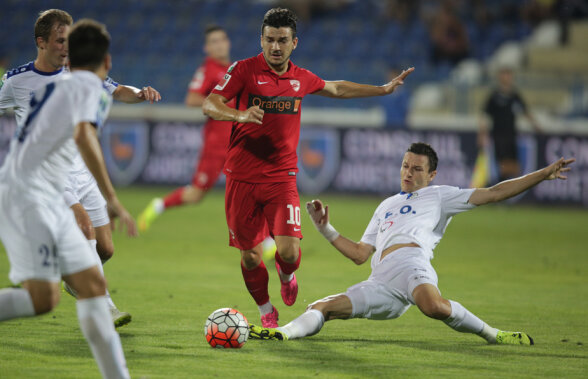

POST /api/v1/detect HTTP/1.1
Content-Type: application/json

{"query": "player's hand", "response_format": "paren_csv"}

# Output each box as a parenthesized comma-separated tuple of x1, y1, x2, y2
(545, 157, 575, 180)
(306, 199, 329, 227)
(137, 86, 162, 104)
(236, 106, 264, 125)
(106, 197, 138, 237)
(382, 67, 415, 95)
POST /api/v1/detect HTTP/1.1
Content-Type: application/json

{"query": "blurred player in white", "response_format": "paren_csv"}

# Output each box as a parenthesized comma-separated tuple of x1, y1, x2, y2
(0, 9, 161, 327)
(0, 19, 132, 378)
(249, 142, 575, 345)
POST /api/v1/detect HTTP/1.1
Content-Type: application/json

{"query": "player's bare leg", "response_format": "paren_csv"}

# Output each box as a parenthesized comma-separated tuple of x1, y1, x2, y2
(249, 293, 351, 340)
(67, 204, 131, 328)
(412, 283, 533, 345)
(240, 244, 278, 327)
(64, 266, 130, 379)
(273, 236, 300, 306)
(0, 280, 58, 320)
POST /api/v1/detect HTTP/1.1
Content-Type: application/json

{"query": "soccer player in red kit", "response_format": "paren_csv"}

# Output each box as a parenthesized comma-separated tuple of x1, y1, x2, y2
(203, 8, 414, 327)
(138, 26, 237, 230)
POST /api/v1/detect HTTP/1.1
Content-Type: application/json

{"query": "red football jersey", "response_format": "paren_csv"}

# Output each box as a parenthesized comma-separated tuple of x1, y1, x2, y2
(212, 53, 325, 183)
(188, 56, 233, 149)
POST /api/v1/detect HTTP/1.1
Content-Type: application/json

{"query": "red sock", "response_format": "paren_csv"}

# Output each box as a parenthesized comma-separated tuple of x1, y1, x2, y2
(241, 261, 270, 305)
(275, 248, 301, 275)
(163, 187, 185, 209)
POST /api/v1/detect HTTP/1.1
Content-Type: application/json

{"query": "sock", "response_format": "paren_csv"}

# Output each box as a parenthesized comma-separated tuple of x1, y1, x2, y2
(443, 300, 485, 337)
(89, 240, 116, 310)
(241, 261, 269, 306)
(77, 296, 129, 379)
(0, 288, 36, 321)
(275, 248, 301, 279)
(258, 301, 274, 316)
(278, 309, 325, 339)
(163, 187, 185, 209)
(479, 323, 499, 343)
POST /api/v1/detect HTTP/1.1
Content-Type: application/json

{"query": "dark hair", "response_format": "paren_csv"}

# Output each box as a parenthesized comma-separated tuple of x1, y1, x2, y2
(34, 9, 73, 45)
(261, 8, 297, 38)
(68, 19, 110, 70)
(407, 142, 438, 172)
(205, 25, 226, 36)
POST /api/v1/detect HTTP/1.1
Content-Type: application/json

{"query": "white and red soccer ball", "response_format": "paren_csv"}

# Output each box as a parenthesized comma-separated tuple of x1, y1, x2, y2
(204, 308, 249, 348)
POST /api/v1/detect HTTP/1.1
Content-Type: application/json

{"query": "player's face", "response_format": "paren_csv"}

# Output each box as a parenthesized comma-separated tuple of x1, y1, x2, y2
(38, 23, 70, 70)
(205, 30, 230, 62)
(261, 26, 297, 72)
(400, 152, 436, 193)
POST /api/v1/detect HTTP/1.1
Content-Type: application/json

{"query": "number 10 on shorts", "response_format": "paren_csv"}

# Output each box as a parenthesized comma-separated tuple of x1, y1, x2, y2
(286, 204, 301, 226)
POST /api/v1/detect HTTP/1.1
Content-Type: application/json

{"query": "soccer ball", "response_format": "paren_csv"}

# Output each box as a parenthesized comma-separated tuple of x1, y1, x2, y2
(204, 308, 249, 348)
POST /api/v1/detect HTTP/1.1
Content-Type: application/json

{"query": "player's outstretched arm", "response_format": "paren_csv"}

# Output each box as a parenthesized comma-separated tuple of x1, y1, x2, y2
(306, 200, 374, 265)
(315, 67, 415, 98)
(468, 157, 575, 206)
(74, 121, 137, 237)
(113, 84, 161, 104)
(203, 93, 264, 124)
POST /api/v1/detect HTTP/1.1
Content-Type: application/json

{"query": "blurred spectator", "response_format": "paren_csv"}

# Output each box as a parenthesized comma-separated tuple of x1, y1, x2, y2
(380, 67, 411, 129)
(383, 0, 419, 26)
(554, 0, 588, 44)
(279, 0, 350, 21)
(429, 0, 469, 65)
(478, 66, 542, 182)
(521, 0, 557, 27)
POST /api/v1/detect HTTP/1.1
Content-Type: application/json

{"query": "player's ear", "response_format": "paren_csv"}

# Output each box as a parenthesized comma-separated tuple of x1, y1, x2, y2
(36, 36, 46, 49)
(292, 36, 298, 50)
(428, 170, 437, 183)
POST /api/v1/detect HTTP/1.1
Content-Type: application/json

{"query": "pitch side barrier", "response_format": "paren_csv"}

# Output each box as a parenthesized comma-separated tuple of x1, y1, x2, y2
(0, 107, 586, 206)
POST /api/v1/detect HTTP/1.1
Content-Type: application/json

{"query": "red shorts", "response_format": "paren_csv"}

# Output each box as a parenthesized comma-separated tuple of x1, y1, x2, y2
(192, 120, 231, 190)
(225, 178, 302, 250)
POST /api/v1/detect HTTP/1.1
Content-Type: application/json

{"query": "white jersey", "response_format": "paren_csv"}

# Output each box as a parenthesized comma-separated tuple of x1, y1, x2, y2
(0, 71, 112, 204)
(360, 185, 476, 263)
(0, 61, 117, 127)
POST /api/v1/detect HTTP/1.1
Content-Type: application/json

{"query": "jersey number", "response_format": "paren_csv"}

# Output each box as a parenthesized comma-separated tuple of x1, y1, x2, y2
(286, 204, 301, 226)
(17, 82, 55, 142)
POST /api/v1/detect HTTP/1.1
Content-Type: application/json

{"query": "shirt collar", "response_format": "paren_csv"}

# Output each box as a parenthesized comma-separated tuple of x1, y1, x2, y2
(257, 53, 295, 78)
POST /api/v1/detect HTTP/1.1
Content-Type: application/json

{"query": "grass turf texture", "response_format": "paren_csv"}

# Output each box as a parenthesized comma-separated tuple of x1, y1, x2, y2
(0, 187, 586, 378)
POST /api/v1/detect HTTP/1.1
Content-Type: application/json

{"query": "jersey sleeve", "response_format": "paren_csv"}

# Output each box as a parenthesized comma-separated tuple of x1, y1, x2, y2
(103, 76, 119, 95)
(212, 61, 244, 101)
(304, 69, 326, 95)
(188, 66, 213, 96)
(439, 186, 476, 216)
(0, 75, 17, 112)
(513, 92, 527, 113)
(360, 207, 380, 247)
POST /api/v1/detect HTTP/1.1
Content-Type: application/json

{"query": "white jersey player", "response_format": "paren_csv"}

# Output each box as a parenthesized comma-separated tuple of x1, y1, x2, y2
(0, 19, 134, 378)
(249, 142, 574, 346)
(0, 9, 160, 327)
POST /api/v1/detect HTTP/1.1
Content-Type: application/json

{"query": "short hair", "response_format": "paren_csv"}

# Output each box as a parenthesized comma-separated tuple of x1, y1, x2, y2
(407, 142, 438, 172)
(261, 8, 298, 38)
(34, 9, 73, 45)
(205, 25, 226, 36)
(68, 19, 110, 70)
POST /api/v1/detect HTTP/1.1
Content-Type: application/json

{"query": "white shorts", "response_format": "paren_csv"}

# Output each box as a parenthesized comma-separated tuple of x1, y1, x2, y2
(346, 247, 439, 320)
(0, 187, 97, 284)
(64, 171, 109, 227)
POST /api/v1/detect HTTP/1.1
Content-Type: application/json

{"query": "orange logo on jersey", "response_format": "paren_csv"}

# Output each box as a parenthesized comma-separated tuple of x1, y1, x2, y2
(248, 95, 301, 114)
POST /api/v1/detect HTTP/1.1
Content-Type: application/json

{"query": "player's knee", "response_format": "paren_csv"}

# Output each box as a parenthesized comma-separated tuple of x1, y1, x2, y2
(96, 239, 114, 261)
(241, 250, 261, 269)
(276, 242, 299, 263)
(418, 299, 451, 320)
(76, 273, 107, 299)
(31, 287, 60, 315)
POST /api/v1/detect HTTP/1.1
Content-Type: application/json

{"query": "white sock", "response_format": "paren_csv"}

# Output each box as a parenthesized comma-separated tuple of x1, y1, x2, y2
(443, 300, 485, 337)
(154, 198, 164, 214)
(278, 309, 325, 339)
(77, 296, 129, 379)
(0, 288, 35, 321)
(258, 301, 274, 316)
(277, 266, 294, 283)
(479, 323, 499, 343)
(89, 240, 116, 310)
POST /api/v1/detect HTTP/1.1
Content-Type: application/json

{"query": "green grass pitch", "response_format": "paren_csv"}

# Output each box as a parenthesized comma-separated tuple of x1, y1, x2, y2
(0, 187, 586, 378)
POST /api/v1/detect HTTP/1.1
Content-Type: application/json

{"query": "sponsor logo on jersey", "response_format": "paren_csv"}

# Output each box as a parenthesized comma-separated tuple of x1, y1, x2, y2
(248, 94, 301, 114)
(296, 129, 340, 194)
(214, 73, 231, 91)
